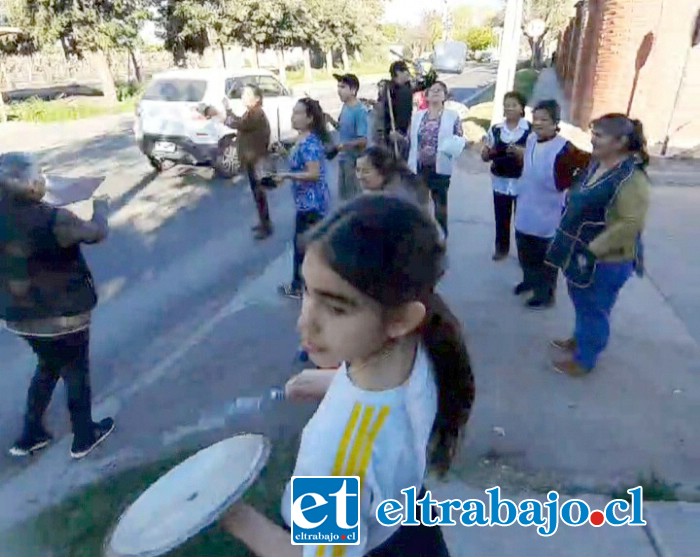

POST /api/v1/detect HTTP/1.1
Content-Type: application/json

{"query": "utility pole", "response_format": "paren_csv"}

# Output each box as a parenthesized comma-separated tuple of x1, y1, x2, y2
(491, 0, 524, 125)
(660, 8, 700, 155)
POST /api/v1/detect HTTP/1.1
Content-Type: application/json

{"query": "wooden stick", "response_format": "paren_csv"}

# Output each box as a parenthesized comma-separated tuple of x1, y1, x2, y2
(384, 83, 400, 158)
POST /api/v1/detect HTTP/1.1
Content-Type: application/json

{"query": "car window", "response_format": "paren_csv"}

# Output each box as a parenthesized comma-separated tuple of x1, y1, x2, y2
(256, 76, 287, 97)
(143, 79, 208, 102)
(225, 76, 258, 99)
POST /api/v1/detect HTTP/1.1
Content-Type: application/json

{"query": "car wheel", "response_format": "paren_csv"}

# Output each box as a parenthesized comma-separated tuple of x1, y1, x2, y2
(214, 136, 240, 179)
(148, 156, 164, 172)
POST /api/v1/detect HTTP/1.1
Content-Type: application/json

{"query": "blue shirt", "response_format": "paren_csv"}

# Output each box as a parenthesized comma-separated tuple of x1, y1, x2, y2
(337, 102, 368, 161)
(289, 133, 330, 214)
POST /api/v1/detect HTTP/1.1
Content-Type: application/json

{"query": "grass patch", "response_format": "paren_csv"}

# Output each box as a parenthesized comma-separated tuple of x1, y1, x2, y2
(462, 68, 541, 143)
(611, 472, 678, 503)
(6, 81, 144, 124)
(4, 435, 299, 557)
(7, 96, 138, 123)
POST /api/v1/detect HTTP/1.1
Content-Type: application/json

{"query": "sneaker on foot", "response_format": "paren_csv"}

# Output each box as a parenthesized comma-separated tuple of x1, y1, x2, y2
(551, 337, 577, 351)
(278, 284, 302, 299)
(71, 418, 115, 460)
(492, 251, 508, 261)
(9, 429, 53, 457)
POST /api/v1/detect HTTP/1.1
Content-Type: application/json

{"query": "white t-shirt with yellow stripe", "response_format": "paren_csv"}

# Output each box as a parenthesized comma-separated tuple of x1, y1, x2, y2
(281, 344, 438, 557)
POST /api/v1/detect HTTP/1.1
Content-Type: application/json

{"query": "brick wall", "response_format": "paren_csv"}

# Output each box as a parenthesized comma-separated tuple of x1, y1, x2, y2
(559, 0, 700, 151)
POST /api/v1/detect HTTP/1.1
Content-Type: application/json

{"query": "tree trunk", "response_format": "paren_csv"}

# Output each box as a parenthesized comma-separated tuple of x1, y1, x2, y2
(92, 50, 118, 104)
(0, 58, 7, 123)
(0, 93, 7, 123)
(303, 49, 313, 80)
(354, 50, 362, 63)
(253, 45, 260, 68)
(277, 50, 287, 82)
(325, 49, 333, 74)
(341, 45, 350, 71)
(220, 43, 227, 68)
(128, 48, 142, 83)
(174, 43, 187, 68)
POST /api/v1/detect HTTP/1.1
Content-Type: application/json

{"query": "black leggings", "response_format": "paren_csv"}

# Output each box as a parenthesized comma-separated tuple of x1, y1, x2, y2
(21, 328, 94, 443)
(516, 231, 558, 301)
(493, 191, 516, 254)
(244, 163, 271, 226)
(419, 165, 450, 237)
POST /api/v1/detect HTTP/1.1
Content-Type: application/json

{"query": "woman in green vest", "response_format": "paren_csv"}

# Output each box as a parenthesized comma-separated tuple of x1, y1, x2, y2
(545, 114, 651, 377)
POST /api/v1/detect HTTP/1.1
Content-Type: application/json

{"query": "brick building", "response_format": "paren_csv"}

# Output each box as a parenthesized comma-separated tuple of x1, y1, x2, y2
(556, 0, 700, 153)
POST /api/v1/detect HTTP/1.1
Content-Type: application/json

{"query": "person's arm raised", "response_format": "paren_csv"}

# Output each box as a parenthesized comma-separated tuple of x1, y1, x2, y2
(52, 196, 110, 247)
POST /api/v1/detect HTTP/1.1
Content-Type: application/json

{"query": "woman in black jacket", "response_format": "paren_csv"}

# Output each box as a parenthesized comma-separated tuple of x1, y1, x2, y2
(0, 152, 114, 460)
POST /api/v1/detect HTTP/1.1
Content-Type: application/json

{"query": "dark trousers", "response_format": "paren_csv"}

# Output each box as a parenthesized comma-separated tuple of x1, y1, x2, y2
(493, 192, 516, 254)
(419, 165, 450, 237)
(366, 488, 450, 557)
(245, 163, 271, 226)
(515, 231, 558, 302)
(292, 210, 324, 289)
(21, 328, 94, 443)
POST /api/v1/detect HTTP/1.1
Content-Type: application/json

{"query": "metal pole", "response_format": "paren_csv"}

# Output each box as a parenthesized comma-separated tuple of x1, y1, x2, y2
(491, 0, 524, 125)
(660, 45, 691, 156)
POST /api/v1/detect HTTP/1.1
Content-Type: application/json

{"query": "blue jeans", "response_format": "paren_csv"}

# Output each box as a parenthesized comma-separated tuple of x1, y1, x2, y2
(568, 261, 633, 370)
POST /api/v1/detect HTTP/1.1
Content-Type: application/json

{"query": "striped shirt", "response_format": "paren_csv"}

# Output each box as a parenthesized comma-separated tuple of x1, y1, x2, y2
(281, 344, 438, 557)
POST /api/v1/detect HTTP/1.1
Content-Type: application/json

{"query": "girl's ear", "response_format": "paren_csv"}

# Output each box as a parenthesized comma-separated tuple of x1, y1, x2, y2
(385, 302, 427, 339)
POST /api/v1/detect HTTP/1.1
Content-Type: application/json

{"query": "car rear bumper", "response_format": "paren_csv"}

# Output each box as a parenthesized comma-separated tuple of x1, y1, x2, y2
(137, 134, 220, 165)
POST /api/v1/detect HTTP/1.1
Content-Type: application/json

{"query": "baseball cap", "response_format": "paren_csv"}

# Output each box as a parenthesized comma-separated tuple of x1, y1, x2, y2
(333, 73, 360, 91)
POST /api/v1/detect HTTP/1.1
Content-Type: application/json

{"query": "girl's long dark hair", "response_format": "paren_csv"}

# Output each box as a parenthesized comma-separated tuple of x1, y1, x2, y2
(305, 195, 475, 476)
(298, 97, 330, 144)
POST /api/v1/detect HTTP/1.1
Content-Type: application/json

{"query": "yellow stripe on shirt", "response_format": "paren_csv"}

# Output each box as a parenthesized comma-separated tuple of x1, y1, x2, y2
(324, 404, 391, 557)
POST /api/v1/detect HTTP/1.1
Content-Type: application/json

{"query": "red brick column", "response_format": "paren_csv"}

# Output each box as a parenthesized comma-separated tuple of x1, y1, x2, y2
(565, 2, 586, 98)
(587, 0, 662, 123)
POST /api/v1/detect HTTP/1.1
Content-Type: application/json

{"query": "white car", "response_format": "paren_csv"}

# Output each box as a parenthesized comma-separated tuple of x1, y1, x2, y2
(133, 68, 297, 178)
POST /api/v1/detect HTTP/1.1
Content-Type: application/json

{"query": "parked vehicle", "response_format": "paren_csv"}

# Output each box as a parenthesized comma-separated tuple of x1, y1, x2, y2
(432, 41, 468, 73)
(133, 68, 297, 178)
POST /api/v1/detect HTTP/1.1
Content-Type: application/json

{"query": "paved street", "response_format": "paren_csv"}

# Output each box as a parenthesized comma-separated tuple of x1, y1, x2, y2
(0, 65, 498, 517)
(1, 62, 699, 556)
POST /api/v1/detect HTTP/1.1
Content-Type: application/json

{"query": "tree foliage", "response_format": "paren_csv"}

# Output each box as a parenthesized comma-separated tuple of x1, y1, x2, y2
(463, 26, 495, 52)
(16, 0, 150, 55)
(523, 0, 576, 66)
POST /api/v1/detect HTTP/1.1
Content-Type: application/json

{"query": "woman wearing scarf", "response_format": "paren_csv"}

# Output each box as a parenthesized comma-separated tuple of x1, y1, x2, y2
(546, 114, 651, 377)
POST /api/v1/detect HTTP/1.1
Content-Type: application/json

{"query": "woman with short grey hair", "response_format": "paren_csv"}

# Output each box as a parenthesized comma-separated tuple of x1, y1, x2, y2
(0, 152, 114, 459)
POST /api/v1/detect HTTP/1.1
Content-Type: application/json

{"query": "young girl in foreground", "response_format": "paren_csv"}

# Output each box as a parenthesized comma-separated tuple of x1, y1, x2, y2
(222, 195, 475, 557)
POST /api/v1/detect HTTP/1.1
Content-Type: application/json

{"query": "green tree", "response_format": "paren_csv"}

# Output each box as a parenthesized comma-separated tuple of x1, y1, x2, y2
(382, 23, 407, 45)
(156, 0, 214, 67)
(13, 0, 149, 102)
(464, 26, 495, 52)
(523, 0, 576, 67)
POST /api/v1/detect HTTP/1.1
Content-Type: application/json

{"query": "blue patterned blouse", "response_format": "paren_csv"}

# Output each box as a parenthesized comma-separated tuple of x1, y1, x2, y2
(288, 133, 330, 214)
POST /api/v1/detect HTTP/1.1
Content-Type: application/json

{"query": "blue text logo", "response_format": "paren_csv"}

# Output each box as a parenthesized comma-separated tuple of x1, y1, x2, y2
(290, 476, 361, 546)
